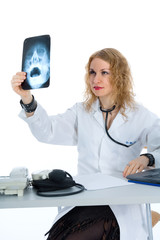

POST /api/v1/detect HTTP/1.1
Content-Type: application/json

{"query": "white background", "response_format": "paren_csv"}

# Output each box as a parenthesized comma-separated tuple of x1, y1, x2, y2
(0, 0, 160, 239)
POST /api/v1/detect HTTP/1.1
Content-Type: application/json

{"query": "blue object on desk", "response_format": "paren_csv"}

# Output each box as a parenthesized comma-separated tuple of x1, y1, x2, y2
(127, 168, 160, 186)
(128, 180, 160, 187)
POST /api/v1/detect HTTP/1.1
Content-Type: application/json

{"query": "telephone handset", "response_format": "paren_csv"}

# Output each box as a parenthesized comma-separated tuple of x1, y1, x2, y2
(0, 167, 29, 197)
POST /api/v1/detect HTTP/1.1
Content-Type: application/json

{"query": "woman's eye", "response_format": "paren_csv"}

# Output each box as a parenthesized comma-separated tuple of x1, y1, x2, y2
(102, 71, 109, 75)
(89, 70, 96, 75)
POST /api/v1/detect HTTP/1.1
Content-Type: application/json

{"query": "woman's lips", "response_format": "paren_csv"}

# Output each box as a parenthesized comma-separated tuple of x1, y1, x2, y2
(94, 86, 104, 90)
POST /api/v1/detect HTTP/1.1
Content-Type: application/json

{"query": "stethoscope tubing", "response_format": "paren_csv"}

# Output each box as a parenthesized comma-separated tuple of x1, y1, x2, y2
(100, 106, 135, 148)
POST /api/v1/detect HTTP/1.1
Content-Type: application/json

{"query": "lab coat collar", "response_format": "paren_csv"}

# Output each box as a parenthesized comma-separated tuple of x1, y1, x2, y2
(91, 99, 126, 132)
(92, 99, 104, 129)
(91, 98, 100, 112)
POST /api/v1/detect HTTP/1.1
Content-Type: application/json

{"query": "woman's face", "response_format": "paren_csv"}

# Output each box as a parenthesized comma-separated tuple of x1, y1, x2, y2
(89, 58, 113, 99)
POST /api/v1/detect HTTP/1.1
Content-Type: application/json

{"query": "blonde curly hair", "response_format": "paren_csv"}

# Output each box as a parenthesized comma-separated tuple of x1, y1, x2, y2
(84, 48, 135, 117)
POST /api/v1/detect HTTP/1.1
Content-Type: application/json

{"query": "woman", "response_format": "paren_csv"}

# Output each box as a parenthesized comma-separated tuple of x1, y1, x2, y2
(11, 48, 160, 239)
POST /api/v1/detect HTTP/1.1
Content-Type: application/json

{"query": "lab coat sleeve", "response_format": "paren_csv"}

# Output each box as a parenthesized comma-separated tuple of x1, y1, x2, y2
(19, 103, 78, 146)
(146, 118, 160, 168)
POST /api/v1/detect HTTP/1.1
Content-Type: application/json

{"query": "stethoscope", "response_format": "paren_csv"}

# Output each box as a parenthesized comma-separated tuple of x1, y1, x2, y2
(100, 105, 135, 148)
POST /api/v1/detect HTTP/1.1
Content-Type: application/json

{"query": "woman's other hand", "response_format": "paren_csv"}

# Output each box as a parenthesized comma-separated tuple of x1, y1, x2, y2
(11, 72, 32, 104)
(123, 155, 149, 177)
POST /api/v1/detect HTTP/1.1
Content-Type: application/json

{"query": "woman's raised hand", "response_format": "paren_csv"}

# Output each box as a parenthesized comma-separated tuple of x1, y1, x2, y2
(11, 72, 32, 104)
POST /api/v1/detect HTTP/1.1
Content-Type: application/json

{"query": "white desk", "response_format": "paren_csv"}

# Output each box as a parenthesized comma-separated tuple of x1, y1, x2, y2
(0, 182, 160, 209)
(0, 182, 159, 240)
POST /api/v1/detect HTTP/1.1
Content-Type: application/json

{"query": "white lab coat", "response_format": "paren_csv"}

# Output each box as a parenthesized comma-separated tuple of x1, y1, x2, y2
(19, 99, 160, 239)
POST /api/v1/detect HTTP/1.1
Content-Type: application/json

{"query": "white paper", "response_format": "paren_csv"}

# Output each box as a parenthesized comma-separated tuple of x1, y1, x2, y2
(74, 173, 133, 190)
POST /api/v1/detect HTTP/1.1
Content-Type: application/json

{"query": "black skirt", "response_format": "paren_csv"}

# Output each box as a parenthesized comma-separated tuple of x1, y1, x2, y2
(45, 206, 120, 240)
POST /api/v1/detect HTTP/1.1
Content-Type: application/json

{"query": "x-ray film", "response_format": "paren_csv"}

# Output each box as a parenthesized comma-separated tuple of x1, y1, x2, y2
(21, 35, 50, 90)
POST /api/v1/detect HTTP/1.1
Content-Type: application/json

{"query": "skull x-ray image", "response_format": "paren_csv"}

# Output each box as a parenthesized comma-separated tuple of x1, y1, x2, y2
(21, 35, 50, 90)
